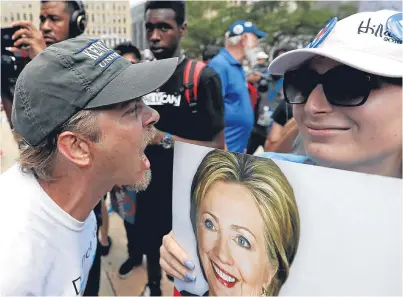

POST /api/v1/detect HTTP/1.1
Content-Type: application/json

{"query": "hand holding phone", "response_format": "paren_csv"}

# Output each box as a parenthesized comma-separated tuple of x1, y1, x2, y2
(7, 21, 47, 59)
(1, 26, 22, 50)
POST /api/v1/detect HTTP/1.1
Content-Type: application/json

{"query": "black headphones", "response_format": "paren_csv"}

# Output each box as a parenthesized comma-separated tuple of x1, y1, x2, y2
(69, 0, 87, 38)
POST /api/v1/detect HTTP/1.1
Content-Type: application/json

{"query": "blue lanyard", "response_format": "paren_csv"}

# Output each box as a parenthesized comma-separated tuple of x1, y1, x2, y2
(268, 77, 283, 103)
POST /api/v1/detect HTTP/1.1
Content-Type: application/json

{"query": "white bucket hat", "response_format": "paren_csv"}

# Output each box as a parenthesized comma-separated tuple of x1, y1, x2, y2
(268, 10, 403, 77)
(256, 51, 269, 59)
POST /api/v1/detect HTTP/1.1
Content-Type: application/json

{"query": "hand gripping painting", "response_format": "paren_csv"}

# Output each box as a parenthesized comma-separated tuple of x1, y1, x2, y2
(172, 142, 402, 296)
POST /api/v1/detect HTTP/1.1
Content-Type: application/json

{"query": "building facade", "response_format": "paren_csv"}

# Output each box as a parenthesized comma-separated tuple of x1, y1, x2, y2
(131, 1, 147, 50)
(83, 1, 132, 48)
(1, 1, 132, 49)
(1, 1, 40, 28)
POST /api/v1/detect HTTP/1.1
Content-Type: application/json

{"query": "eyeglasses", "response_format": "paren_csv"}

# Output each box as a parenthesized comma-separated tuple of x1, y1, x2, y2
(283, 65, 402, 107)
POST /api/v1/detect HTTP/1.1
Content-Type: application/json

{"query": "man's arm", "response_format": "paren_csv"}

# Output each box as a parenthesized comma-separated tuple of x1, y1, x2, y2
(151, 67, 225, 149)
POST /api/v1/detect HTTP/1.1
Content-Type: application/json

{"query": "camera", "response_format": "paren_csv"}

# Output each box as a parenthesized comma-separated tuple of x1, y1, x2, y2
(1, 26, 30, 99)
(257, 77, 269, 93)
(1, 50, 29, 98)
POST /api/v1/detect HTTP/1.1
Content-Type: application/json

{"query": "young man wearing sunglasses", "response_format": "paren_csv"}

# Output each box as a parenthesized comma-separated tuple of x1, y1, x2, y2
(157, 9, 402, 285)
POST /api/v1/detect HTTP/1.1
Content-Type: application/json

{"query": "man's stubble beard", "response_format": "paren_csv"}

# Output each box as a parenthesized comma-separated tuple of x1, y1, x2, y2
(126, 126, 156, 193)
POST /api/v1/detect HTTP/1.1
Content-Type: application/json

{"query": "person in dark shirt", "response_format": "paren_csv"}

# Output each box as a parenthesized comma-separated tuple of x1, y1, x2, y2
(263, 99, 294, 152)
(114, 42, 142, 64)
(247, 45, 294, 154)
(202, 45, 221, 64)
(117, 1, 225, 296)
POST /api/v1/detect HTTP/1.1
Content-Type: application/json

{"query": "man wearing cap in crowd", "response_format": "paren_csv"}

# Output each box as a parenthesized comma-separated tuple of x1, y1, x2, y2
(0, 37, 177, 295)
(209, 20, 268, 153)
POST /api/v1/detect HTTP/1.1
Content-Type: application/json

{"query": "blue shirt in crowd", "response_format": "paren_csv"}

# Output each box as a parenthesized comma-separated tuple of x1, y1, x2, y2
(209, 48, 254, 153)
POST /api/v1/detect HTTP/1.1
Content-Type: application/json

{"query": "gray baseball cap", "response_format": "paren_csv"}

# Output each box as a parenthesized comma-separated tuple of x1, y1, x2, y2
(11, 37, 178, 146)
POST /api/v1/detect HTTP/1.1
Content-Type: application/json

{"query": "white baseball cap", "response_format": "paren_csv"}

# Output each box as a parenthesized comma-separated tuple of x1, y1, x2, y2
(269, 10, 403, 77)
(256, 51, 269, 59)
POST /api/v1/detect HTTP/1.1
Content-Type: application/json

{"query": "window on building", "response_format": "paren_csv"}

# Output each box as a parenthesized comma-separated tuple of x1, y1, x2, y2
(28, 4, 31, 8)
(29, 14, 32, 21)
(17, 13, 20, 20)
(123, 28, 126, 34)
(102, 14, 105, 22)
(113, 3, 115, 10)
(4, 16, 8, 22)
(92, 14, 94, 22)
(10, 13, 14, 22)
(23, 13, 27, 20)
(118, 28, 121, 34)
(113, 28, 116, 33)
(123, 17, 126, 23)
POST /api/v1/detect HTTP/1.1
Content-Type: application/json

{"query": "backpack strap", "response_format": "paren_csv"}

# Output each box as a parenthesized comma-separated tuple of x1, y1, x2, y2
(183, 59, 206, 114)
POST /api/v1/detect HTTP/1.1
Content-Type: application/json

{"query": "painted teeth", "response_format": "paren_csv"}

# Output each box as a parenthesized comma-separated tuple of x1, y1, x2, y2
(213, 263, 235, 283)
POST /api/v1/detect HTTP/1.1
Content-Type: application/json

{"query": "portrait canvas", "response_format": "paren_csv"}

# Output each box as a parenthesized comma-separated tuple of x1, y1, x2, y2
(172, 142, 402, 296)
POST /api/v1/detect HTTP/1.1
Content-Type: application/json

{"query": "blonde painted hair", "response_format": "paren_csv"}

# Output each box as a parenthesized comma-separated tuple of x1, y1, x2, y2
(190, 149, 300, 296)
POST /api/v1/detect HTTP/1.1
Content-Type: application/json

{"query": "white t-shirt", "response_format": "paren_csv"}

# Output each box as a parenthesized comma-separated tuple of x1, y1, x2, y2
(0, 164, 97, 295)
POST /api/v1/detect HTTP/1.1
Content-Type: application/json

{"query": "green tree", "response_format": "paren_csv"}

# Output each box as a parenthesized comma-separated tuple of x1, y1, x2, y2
(182, 0, 357, 57)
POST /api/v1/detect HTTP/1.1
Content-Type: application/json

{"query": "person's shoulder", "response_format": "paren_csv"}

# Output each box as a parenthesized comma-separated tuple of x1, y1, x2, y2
(209, 51, 229, 68)
(0, 222, 55, 295)
(0, 164, 32, 201)
(200, 64, 220, 82)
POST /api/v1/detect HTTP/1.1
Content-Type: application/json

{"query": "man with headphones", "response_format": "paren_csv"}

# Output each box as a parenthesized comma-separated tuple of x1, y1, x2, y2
(10, 0, 87, 59)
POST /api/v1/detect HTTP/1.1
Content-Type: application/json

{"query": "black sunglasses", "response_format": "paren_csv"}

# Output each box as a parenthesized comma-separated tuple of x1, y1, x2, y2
(283, 65, 402, 107)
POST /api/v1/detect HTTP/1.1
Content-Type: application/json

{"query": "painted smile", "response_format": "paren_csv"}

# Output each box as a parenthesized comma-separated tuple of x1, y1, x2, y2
(211, 261, 238, 288)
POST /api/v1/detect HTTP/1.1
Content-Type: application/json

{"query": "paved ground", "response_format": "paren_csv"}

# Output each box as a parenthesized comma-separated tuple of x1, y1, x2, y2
(99, 212, 174, 296)
(1, 111, 174, 296)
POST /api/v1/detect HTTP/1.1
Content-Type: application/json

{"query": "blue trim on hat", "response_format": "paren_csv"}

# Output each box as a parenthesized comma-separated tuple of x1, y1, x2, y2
(101, 55, 122, 71)
(94, 49, 116, 64)
(75, 39, 100, 54)
(308, 17, 338, 48)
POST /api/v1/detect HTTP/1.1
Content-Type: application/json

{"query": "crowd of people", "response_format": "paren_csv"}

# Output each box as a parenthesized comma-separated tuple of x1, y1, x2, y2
(0, 0, 402, 296)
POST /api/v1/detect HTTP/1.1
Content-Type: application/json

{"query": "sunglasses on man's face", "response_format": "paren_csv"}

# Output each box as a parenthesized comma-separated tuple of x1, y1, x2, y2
(283, 65, 402, 107)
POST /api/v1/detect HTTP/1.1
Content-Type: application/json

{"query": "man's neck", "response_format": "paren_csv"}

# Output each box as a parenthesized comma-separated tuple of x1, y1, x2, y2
(38, 173, 110, 222)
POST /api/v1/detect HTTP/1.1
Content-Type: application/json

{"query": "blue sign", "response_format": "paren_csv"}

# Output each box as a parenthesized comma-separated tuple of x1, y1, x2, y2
(308, 17, 338, 48)
(386, 12, 403, 42)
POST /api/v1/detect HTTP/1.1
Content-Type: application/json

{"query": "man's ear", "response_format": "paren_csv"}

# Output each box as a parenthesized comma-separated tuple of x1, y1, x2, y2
(57, 131, 92, 167)
(241, 33, 249, 47)
(179, 22, 187, 37)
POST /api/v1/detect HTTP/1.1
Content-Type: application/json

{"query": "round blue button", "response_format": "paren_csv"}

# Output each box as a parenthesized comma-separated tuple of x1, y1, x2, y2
(386, 12, 403, 43)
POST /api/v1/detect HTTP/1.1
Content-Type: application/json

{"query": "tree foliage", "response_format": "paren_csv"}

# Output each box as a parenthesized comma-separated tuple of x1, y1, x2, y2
(182, 0, 357, 58)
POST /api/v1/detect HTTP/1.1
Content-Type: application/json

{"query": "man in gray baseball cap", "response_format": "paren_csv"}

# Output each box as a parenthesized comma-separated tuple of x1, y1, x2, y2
(0, 37, 177, 295)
